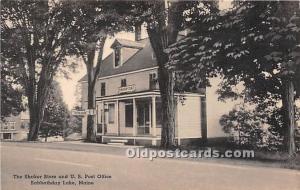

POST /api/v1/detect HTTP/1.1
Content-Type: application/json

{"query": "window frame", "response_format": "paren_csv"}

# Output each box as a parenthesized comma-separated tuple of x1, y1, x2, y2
(3, 123, 8, 130)
(108, 104, 115, 124)
(125, 104, 133, 128)
(121, 79, 127, 87)
(155, 101, 162, 127)
(100, 82, 106, 96)
(149, 73, 157, 90)
(114, 47, 122, 68)
(9, 122, 15, 130)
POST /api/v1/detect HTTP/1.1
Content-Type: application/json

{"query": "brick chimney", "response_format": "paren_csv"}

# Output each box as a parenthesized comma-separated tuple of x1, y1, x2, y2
(135, 24, 141, 41)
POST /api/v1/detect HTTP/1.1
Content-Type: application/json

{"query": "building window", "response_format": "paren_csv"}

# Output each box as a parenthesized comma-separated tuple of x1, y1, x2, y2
(97, 107, 103, 134)
(149, 73, 157, 90)
(125, 104, 133, 128)
(101, 82, 106, 96)
(121, 79, 127, 87)
(9, 122, 15, 130)
(100, 110, 103, 123)
(114, 48, 121, 67)
(108, 104, 115, 124)
(3, 123, 8, 130)
(137, 103, 150, 127)
(3, 133, 11, 140)
(156, 101, 162, 127)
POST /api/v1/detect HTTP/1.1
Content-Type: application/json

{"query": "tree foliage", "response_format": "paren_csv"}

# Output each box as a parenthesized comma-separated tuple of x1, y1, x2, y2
(64, 108, 82, 138)
(68, 1, 129, 142)
(1, 62, 25, 120)
(123, 0, 218, 148)
(219, 104, 266, 149)
(167, 1, 300, 154)
(40, 81, 68, 141)
(1, 0, 78, 140)
(168, 1, 299, 98)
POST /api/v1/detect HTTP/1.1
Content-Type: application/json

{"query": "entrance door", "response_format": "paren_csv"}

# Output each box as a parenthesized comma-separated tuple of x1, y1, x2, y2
(137, 102, 150, 135)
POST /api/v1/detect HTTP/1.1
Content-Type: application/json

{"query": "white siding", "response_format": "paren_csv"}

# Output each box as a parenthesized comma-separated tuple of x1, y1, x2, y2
(95, 68, 157, 97)
(206, 77, 240, 138)
(177, 96, 202, 138)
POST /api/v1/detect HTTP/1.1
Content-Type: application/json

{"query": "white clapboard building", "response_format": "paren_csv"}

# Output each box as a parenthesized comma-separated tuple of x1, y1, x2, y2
(78, 29, 231, 146)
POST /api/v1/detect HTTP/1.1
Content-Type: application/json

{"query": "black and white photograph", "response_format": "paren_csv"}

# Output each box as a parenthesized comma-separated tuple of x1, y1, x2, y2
(1, 0, 300, 189)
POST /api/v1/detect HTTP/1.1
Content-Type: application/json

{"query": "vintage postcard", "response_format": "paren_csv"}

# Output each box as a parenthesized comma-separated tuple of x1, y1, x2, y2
(1, 0, 300, 190)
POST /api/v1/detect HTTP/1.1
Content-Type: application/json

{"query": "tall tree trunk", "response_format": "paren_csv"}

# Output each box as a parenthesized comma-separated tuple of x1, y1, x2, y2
(27, 91, 37, 141)
(28, 117, 39, 141)
(28, 109, 41, 141)
(86, 82, 96, 142)
(27, 83, 42, 141)
(85, 51, 96, 142)
(159, 69, 176, 148)
(282, 79, 296, 158)
(147, 30, 177, 148)
(27, 100, 48, 141)
(82, 37, 106, 143)
(145, 1, 183, 148)
(27, 68, 52, 141)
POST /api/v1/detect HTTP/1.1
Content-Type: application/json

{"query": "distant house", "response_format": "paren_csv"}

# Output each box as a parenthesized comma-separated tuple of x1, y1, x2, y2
(0, 111, 29, 141)
(78, 29, 229, 146)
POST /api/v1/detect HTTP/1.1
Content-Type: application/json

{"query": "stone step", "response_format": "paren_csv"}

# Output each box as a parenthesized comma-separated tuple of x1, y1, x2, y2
(110, 139, 128, 143)
(107, 142, 125, 146)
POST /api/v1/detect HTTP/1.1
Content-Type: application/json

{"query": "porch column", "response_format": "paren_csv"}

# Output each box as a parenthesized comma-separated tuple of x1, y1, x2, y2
(102, 102, 105, 135)
(93, 104, 97, 136)
(133, 98, 137, 136)
(151, 96, 157, 146)
(116, 100, 119, 136)
(152, 96, 156, 136)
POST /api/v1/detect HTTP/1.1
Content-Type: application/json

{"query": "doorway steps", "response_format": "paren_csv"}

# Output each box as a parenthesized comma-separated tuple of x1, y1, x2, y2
(107, 139, 128, 146)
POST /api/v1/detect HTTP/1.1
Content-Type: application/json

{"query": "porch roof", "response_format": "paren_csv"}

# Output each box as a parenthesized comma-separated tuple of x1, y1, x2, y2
(96, 90, 160, 102)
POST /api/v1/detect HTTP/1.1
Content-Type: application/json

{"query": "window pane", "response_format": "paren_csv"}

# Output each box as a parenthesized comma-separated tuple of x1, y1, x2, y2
(156, 101, 162, 127)
(125, 104, 133, 127)
(3, 133, 11, 139)
(137, 104, 144, 126)
(149, 73, 157, 90)
(108, 104, 115, 124)
(145, 104, 149, 124)
(10, 122, 15, 130)
(121, 79, 126, 87)
(97, 124, 102, 134)
(115, 48, 121, 67)
(101, 83, 105, 96)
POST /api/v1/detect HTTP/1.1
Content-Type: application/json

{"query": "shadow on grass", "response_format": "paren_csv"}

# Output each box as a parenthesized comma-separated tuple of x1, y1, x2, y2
(144, 138, 300, 170)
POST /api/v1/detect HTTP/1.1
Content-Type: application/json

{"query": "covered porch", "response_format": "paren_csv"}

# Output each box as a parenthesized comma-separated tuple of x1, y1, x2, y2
(95, 92, 163, 145)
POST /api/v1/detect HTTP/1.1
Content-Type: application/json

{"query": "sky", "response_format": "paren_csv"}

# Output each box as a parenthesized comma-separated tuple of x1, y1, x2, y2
(56, 1, 233, 110)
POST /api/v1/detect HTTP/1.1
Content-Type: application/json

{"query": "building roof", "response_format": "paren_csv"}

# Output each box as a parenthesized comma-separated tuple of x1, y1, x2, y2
(111, 38, 144, 49)
(79, 38, 157, 82)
